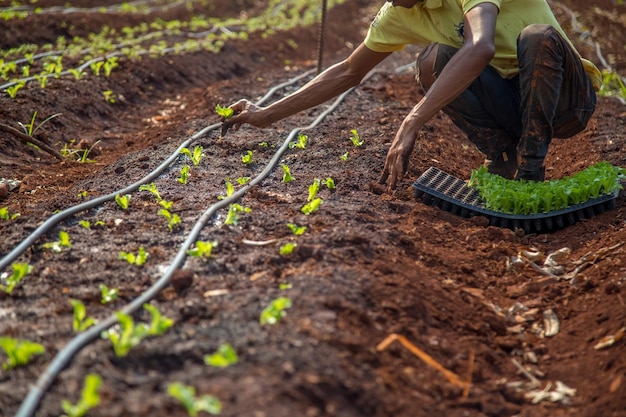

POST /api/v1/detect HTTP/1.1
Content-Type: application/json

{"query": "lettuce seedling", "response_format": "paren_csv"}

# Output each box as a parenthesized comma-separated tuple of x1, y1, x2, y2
(139, 182, 162, 201)
(224, 203, 251, 226)
(241, 150, 253, 165)
(101, 303, 173, 357)
(119, 246, 148, 266)
(186, 240, 218, 258)
(287, 223, 306, 235)
(69, 299, 97, 332)
(279, 283, 292, 290)
(260, 296, 292, 325)
(79, 220, 91, 229)
(41, 230, 71, 252)
(279, 242, 297, 256)
(0, 262, 32, 295)
(322, 177, 336, 189)
(102, 90, 115, 104)
(68, 68, 87, 80)
(301, 198, 322, 215)
(180, 146, 203, 166)
(217, 178, 235, 200)
(0, 207, 20, 220)
(90, 61, 104, 76)
(0, 337, 45, 370)
(308, 178, 321, 201)
(289, 133, 307, 149)
(177, 165, 190, 184)
(167, 382, 222, 417)
(103, 56, 118, 77)
(158, 208, 181, 232)
(236, 176, 251, 185)
(281, 164, 295, 183)
(203, 343, 238, 368)
(215, 104, 233, 119)
(115, 194, 130, 210)
(340, 151, 348, 161)
(349, 129, 363, 147)
(61, 373, 102, 417)
(77, 190, 88, 198)
(99, 284, 118, 304)
(5, 81, 25, 98)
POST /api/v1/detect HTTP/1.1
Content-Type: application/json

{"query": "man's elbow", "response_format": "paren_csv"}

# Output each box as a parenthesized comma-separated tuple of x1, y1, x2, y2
(473, 41, 496, 64)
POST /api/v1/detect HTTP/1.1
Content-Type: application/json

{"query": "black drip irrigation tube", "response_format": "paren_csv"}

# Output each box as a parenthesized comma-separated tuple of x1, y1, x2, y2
(11, 67, 380, 417)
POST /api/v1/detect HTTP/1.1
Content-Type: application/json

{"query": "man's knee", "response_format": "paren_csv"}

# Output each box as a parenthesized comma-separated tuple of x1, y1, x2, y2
(415, 43, 458, 91)
(518, 24, 559, 48)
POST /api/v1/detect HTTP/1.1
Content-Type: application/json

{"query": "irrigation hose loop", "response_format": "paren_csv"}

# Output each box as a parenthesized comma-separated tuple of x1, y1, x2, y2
(14, 64, 382, 417)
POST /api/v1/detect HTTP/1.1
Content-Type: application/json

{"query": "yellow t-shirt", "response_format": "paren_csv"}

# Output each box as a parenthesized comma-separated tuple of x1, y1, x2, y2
(365, 0, 602, 90)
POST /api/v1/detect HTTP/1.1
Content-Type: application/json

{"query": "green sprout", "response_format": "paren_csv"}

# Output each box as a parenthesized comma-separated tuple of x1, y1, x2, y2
(61, 374, 102, 417)
(0, 207, 20, 220)
(167, 382, 222, 417)
(41, 230, 72, 252)
(258, 141, 269, 148)
(217, 178, 235, 200)
(349, 129, 363, 147)
(102, 90, 116, 103)
(203, 343, 238, 368)
(308, 178, 321, 201)
(215, 104, 233, 119)
(241, 150, 253, 165)
(260, 296, 292, 325)
(279, 283, 292, 290)
(77, 190, 88, 198)
(0, 337, 45, 370)
(138, 182, 162, 201)
(186, 241, 217, 258)
(99, 284, 119, 304)
(101, 303, 174, 357)
(68, 68, 87, 80)
(69, 299, 97, 332)
(279, 242, 297, 256)
(5, 81, 25, 98)
(340, 151, 349, 161)
(322, 177, 336, 189)
(177, 165, 190, 184)
(79, 220, 91, 229)
(119, 246, 148, 266)
(301, 198, 322, 215)
(287, 223, 307, 235)
(289, 133, 307, 149)
(0, 262, 32, 295)
(158, 208, 181, 232)
(281, 164, 295, 183)
(18, 111, 62, 137)
(103, 56, 118, 77)
(236, 176, 251, 185)
(180, 146, 203, 166)
(90, 61, 104, 76)
(224, 203, 251, 226)
(115, 194, 130, 210)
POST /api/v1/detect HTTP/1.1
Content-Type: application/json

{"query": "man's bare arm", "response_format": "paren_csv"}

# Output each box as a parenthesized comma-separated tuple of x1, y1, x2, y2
(381, 3, 500, 189)
(224, 43, 391, 130)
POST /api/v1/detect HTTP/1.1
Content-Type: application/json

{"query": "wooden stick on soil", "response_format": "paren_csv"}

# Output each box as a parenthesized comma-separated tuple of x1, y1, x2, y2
(377, 333, 472, 396)
(0, 123, 64, 161)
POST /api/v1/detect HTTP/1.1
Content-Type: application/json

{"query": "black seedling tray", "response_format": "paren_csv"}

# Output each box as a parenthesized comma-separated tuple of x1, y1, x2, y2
(412, 167, 620, 233)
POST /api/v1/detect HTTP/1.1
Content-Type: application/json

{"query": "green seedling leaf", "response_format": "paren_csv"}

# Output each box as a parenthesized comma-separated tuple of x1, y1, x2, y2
(159, 199, 174, 210)
(258, 141, 269, 148)
(279, 283, 292, 290)
(119, 246, 148, 266)
(308, 178, 321, 201)
(281, 164, 295, 183)
(236, 176, 251, 185)
(177, 165, 190, 184)
(340, 151, 349, 161)
(139, 182, 162, 201)
(186, 240, 218, 258)
(224, 203, 251, 226)
(99, 284, 119, 304)
(180, 146, 203, 165)
(349, 129, 363, 147)
(204, 343, 238, 368)
(144, 303, 174, 336)
(61, 373, 102, 417)
(322, 177, 336, 189)
(217, 178, 235, 200)
(289, 133, 307, 149)
(115, 194, 130, 210)
(301, 198, 322, 215)
(0, 337, 45, 370)
(102, 90, 115, 103)
(69, 299, 97, 332)
(241, 150, 253, 165)
(79, 220, 91, 229)
(0, 262, 32, 295)
(279, 242, 297, 256)
(215, 104, 233, 119)
(0, 207, 9, 220)
(167, 382, 222, 416)
(41, 230, 71, 252)
(286, 223, 306, 235)
(260, 296, 292, 325)
(158, 209, 181, 232)
(77, 190, 88, 198)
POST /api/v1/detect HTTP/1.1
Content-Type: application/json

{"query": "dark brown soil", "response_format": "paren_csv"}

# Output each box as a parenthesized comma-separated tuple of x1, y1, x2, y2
(1, 1, 625, 417)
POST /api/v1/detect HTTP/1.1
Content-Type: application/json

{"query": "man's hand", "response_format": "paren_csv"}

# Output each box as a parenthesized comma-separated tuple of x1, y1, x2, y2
(379, 122, 419, 191)
(221, 99, 271, 136)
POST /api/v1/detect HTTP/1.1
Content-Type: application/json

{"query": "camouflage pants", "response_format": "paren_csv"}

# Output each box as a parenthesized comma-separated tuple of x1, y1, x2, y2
(416, 24, 596, 180)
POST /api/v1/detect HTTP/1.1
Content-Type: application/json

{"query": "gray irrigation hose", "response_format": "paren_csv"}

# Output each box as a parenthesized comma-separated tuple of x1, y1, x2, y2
(14, 68, 368, 417)
(0, 69, 314, 272)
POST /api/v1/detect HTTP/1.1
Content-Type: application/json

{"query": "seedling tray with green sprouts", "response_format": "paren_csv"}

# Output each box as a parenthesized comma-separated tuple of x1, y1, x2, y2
(413, 163, 624, 233)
